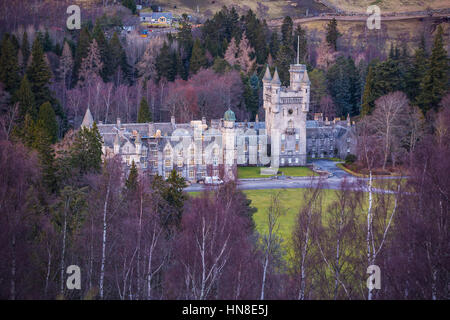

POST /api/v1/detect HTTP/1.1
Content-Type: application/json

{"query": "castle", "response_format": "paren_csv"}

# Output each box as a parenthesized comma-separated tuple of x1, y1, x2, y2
(81, 62, 355, 182)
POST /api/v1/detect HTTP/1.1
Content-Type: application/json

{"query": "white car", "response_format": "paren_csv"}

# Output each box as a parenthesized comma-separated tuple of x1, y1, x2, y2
(204, 176, 223, 185)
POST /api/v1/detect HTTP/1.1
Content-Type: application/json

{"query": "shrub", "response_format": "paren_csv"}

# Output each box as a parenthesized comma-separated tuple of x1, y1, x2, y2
(345, 154, 357, 164)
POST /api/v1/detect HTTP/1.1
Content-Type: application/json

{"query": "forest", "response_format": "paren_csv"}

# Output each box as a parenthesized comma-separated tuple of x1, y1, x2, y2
(0, 1, 448, 300)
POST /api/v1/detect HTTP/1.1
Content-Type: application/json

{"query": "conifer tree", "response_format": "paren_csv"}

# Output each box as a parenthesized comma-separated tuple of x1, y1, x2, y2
(70, 122, 103, 175)
(237, 32, 256, 74)
(406, 37, 427, 103)
(275, 44, 294, 86)
(43, 30, 53, 52)
(73, 26, 91, 85)
(125, 160, 138, 192)
(16, 75, 36, 122)
(37, 101, 58, 143)
(137, 97, 152, 123)
(78, 39, 103, 87)
(162, 169, 187, 231)
(109, 32, 130, 82)
(21, 31, 30, 70)
(224, 37, 238, 67)
(281, 16, 293, 46)
(156, 42, 176, 81)
(27, 38, 52, 107)
(294, 24, 307, 63)
(361, 66, 376, 116)
(269, 31, 280, 60)
(326, 18, 341, 51)
(0, 37, 20, 93)
(177, 13, 193, 58)
(92, 23, 110, 81)
(189, 39, 207, 75)
(417, 25, 449, 114)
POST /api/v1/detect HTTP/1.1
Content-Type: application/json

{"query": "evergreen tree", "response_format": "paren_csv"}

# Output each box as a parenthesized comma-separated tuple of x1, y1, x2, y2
(32, 119, 57, 192)
(58, 42, 73, 90)
(16, 75, 36, 122)
(243, 9, 267, 64)
(417, 25, 449, 114)
(92, 22, 110, 81)
(37, 101, 58, 143)
(0, 37, 20, 93)
(156, 42, 176, 81)
(244, 73, 260, 119)
(281, 16, 293, 46)
(294, 24, 307, 63)
(162, 169, 187, 231)
(21, 31, 30, 70)
(109, 32, 130, 82)
(27, 38, 52, 107)
(122, 0, 137, 14)
(137, 97, 152, 123)
(275, 44, 295, 86)
(326, 18, 341, 51)
(73, 26, 91, 85)
(361, 66, 376, 116)
(189, 39, 207, 75)
(43, 30, 53, 52)
(269, 31, 280, 60)
(125, 160, 138, 192)
(177, 13, 193, 58)
(70, 122, 103, 175)
(405, 37, 427, 103)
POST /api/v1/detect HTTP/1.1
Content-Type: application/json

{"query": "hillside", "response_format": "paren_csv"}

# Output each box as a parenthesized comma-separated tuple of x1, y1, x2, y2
(323, 0, 450, 13)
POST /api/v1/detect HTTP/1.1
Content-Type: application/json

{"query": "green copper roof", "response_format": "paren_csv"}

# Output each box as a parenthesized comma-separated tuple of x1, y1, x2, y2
(224, 108, 236, 121)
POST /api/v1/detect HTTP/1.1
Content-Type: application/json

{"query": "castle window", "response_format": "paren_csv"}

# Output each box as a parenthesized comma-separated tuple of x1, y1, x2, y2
(165, 159, 172, 167)
(213, 158, 219, 166)
(164, 171, 170, 179)
(142, 162, 147, 169)
(281, 144, 285, 153)
(295, 134, 299, 140)
(213, 169, 219, 177)
(142, 149, 148, 157)
(178, 150, 183, 157)
(189, 158, 195, 166)
(295, 143, 299, 152)
(189, 170, 195, 179)
(258, 144, 261, 152)
(177, 158, 183, 167)
(295, 158, 299, 163)
(213, 148, 219, 156)
(190, 148, 195, 156)
(165, 149, 172, 158)
(281, 134, 285, 141)
(244, 143, 248, 152)
(288, 120, 293, 128)
(281, 158, 285, 165)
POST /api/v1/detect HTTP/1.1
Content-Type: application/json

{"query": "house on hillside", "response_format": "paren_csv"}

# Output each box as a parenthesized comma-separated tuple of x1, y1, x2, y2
(139, 12, 173, 25)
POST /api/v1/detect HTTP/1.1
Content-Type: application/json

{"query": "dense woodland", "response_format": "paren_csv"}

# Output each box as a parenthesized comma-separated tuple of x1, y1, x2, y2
(0, 2, 449, 299)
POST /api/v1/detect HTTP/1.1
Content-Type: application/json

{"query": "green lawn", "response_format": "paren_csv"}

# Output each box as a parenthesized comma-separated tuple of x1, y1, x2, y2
(237, 166, 317, 179)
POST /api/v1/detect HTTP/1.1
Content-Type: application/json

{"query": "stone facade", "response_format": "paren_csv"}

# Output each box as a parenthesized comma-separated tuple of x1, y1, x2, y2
(81, 63, 356, 182)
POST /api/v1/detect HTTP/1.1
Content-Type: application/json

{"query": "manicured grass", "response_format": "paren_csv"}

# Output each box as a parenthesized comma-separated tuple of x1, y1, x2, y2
(237, 167, 276, 179)
(237, 166, 317, 179)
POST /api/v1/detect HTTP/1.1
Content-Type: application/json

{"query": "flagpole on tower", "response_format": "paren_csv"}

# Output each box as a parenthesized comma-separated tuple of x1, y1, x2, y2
(297, 35, 300, 64)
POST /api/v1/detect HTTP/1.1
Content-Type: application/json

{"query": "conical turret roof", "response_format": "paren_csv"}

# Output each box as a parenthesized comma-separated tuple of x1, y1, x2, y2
(302, 69, 310, 84)
(263, 65, 272, 81)
(81, 107, 94, 129)
(271, 68, 281, 85)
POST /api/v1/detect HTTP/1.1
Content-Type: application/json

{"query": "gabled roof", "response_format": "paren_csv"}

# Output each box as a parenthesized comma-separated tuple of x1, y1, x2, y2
(140, 12, 173, 19)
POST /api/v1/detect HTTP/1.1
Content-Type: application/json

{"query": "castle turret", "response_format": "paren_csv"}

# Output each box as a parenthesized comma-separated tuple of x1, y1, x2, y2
(81, 107, 94, 129)
(300, 69, 310, 112)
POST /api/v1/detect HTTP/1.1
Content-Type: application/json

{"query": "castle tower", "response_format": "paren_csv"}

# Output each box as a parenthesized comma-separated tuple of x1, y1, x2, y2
(263, 58, 310, 166)
(223, 108, 236, 180)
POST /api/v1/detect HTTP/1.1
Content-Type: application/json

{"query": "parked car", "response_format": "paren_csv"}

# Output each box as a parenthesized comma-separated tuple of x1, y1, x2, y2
(204, 176, 223, 185)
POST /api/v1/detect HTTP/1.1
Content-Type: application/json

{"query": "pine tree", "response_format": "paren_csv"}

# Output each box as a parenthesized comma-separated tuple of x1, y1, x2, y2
(162, 169, 187, 231)
(73, 26, 91, 85)
(109, 32, 129, 82)
(224, 37, 238, 67)
(70, 122, 103, 174)
(122, 0, 137, 14)
(125, 160, 138, 192)
(37, 101, 58, 143)
(294, 24, 307, 63)
(189, 39, 207, 75)
(27, 38, 52, 107)
(242, 9, 267, 64)
(78, 39, 103, 87)
(281, 16, 293, 46)
(21, 31, 30, 70)
(58, 42, 73, 90)
(33, 119, 58, 192)
(156, 42, 176, 81)
(16, 75, 36, 122)
(275, 44, 294, 86)
(237, 32, 256, 74)
(326, 18, 341, 51)
(92, 22, 110, 82)
(177, 13, 193, 57)
(244, 73, 260, 119)
(405, 37, 427, 103)
(269, 31, 280, 60)
(417, 25, 449, 114)
(361, 66, 376, 116)
(137, 97, 152, 123)
(0, 37, 20, 93)
(43, 30, 53, 52)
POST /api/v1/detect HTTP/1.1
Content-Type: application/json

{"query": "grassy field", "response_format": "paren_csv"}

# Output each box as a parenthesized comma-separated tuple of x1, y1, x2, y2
(237, 166, 317, 179)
